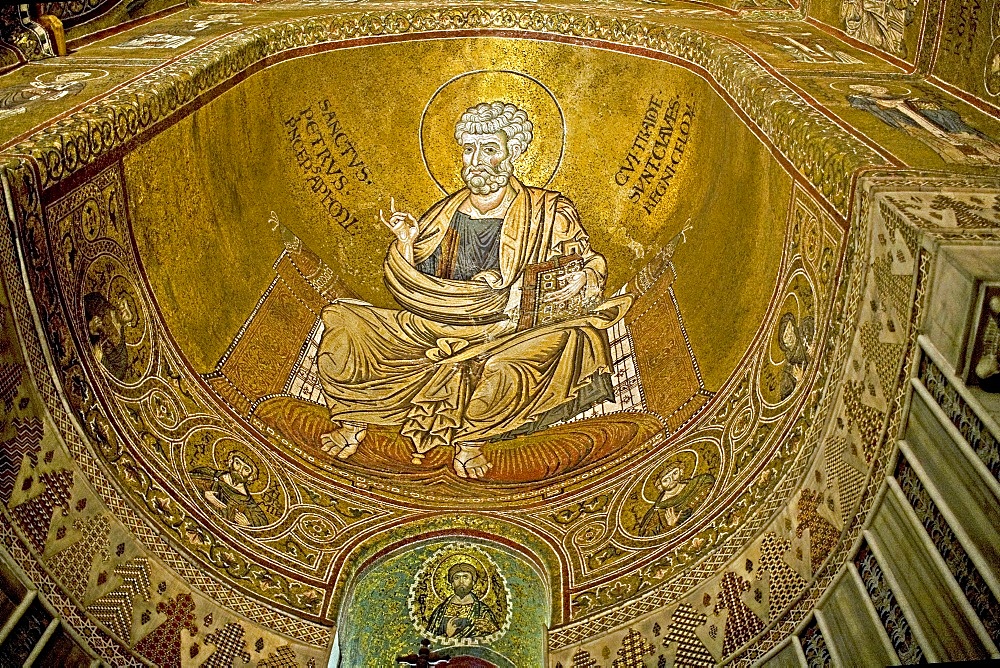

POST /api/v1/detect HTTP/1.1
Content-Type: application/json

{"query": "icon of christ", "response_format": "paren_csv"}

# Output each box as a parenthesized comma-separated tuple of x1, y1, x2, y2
(316, 101, 631, 479)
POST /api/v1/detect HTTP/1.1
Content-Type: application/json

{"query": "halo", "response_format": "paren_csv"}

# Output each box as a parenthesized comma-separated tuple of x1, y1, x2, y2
(641, 449, 699, 504)
(829, 80, 910, 97)
(407, 543, 512, 647)
(985, 38, 1000, 96)
(769, 289, 804, 366)
(210, 438, 271, 494)
(431, 552, 490, 602)
(34, 69, 109, 85)
(188, 10, 251, 20)
(419, 70, 566, 194)
(107, 274, 143, 343)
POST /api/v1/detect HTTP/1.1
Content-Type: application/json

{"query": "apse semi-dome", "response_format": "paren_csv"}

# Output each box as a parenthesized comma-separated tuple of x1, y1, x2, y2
(1, 1, 999, 666)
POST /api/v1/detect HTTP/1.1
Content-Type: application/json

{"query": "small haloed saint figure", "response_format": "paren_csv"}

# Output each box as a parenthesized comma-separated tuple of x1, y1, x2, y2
(84, 291, 130, 380)
(189, 452, 268, 527)
(316, 101, 625, 478)
(426, 563, 500, 640)
(777, 312, 814, 400)
(848, 85, 1000, 166)
(0, 71, 92, 120)
(636, 465, 715, 537)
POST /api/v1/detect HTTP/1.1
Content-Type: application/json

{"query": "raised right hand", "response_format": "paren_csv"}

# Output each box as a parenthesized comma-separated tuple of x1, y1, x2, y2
(379, 197, 418, 260)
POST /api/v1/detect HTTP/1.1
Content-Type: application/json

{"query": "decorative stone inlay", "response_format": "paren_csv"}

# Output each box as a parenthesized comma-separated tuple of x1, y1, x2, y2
(854, 542, 923, 664)
(799, 619, 832, 668)
(918, 353, 1000, 484)
(895, 456, 1000, 644)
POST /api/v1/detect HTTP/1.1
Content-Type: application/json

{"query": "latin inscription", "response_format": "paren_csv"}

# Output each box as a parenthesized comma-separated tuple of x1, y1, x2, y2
(285, 100, 373, 235)
(615, 94, 695, 216)
(944, 0, 982, 60)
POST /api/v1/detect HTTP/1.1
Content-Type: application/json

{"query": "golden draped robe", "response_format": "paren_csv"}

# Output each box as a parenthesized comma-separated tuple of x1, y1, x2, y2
(316, 178, 616, 454)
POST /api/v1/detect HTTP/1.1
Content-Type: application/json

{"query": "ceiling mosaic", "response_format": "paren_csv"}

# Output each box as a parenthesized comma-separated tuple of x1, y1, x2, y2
(1, 0, 999, 666)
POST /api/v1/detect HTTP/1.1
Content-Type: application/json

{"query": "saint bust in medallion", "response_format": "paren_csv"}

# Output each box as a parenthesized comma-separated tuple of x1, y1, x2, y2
(316, 101, 629, 478)
(426, 562, 501, 640)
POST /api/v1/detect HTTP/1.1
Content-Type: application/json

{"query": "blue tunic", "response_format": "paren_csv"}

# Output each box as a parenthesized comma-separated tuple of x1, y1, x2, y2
(417, 211, 503, 281)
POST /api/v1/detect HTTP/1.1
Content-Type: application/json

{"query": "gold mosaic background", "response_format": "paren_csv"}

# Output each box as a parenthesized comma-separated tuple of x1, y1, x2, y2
(0, 0, 998, 666)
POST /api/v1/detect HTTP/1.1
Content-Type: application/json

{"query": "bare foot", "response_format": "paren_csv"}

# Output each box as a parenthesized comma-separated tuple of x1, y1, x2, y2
(320, 421, 367, 460)
(453, 442, 492, 479)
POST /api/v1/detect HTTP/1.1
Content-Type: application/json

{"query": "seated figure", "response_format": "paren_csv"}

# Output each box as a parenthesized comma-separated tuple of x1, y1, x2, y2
(316, 101, 628, 478)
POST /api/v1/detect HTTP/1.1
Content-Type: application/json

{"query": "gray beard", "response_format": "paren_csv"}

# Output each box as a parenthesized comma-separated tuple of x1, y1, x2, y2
(462, 164, 511, 195)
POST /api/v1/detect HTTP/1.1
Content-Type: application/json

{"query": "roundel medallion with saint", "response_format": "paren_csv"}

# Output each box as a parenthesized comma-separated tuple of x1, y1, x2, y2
(618, 442, 720, 540)
(407, 543, 512, 646)
(80, 256, 151, 385)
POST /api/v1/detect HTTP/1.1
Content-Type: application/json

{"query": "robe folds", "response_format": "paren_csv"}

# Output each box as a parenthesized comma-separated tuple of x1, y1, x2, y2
(426, 594, 500, 639)
(316, 178, 617, 454)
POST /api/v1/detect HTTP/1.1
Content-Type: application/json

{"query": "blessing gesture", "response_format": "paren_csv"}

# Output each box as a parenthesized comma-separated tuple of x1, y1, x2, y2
(380, 197, 419, 264)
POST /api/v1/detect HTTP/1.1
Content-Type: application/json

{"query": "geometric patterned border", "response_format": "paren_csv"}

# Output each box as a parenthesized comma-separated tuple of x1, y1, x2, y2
(3, 7, 885, 213)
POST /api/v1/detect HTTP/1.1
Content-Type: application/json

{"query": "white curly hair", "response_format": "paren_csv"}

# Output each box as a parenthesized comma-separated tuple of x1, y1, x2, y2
(454, 101, 533, 157)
